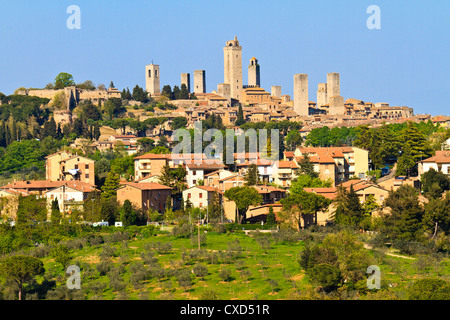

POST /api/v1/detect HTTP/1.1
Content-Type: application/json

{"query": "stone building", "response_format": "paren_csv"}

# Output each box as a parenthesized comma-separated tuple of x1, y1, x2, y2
(293, 73, 308, 116)
(145, 63, 160, 95)
(248, 57, 260, 87)
(223, 36, 243, 100)
(194, 70, 206, 94)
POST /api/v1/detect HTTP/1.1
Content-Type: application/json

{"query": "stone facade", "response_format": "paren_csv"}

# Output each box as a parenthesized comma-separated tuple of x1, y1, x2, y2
(181, 73, 191, 93)
(317, 83, 327, 108)
(293, 73, 308, 116)
(145, 64, 160, 95)
(223, 36, 243, 100)
(248, 57, 260, 87)
(271, 86, 281, 98)
(194, 70, 206, 94)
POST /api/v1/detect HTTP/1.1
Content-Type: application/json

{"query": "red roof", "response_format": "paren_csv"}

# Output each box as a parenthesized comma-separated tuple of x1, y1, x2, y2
(119, 182, 171, 190)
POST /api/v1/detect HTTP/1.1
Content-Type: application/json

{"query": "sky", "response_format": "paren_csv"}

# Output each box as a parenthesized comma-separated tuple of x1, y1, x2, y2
(0, 0, 449, 116)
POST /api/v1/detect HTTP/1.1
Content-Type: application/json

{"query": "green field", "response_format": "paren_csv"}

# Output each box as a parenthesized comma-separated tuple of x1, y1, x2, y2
(16, 225, 450, 300)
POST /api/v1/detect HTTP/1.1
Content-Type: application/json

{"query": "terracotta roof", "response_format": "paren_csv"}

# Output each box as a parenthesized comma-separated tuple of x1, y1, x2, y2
(186, 162, 225, 170)
(1, 180, 96, 191)
(195, 186, 220, 192)
(119, 182, 171, 190)
(276, 161, 298, 169)
(134, 153, 170, 160)
(420, 151, 450, 164)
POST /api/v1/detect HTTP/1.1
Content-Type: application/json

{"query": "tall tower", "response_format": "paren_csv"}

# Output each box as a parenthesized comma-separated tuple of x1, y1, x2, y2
(194, 70, 206, 94)
(223, 36, 243, 100)
(145, 64, 160, 95)
(326, 72, 340, 103)
(248, 57, 260, 87)
(317, 83, 327, 108)
(294, 74, 309, 116)
(181, 73, 190, 93)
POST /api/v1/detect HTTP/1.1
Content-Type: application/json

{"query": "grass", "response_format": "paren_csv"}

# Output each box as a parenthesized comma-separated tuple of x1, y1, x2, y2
(30, 227, 450, 300)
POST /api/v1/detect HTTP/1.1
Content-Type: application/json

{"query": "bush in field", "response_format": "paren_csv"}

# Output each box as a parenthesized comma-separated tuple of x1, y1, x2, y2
(192, 263, 208, 280)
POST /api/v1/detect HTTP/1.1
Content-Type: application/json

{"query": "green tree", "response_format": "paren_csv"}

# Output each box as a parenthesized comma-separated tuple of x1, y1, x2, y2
(297, 153, 318, 179)
(101, 171, 120, 200)
(50, 245, 72, 269)
(224, 186, 263, 224)
(406, 278, 450, 300)
(285, 130, 303, 151)
(245, 164, 259, 186)
(171, 117, 188, 130)
(50, 199, 62, 225)
(421, 168, 450, 199)
(120, 199, 137, 227)
(0, 255, 45, 300)
(179, 84, 189, 99)
(54, 72, 75, 89)
(235, 105, 245, 126)
(266, 205, 276, 226)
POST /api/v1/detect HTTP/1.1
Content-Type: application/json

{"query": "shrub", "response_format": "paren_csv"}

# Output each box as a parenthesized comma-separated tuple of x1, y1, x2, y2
(219, 268, 232, 282)
(192, 263, 208, 279)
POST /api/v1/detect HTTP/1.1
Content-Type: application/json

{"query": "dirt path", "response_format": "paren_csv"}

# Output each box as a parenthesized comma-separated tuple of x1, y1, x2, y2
(364, 243, 416, 260)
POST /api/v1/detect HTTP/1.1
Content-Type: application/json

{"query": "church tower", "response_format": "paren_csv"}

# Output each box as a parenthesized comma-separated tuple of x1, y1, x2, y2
(145, 64, 160, 95)
(248, 57, 260, 87)
(223, 36, 243, 100)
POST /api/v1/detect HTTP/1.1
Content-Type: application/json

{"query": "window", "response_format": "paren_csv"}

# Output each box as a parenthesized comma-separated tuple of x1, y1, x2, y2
(85, 174, 89, 179)
(199, 193, 203, 198)
(193, 170, 196, 175)
(148, 70, 151, 78)
(188, 193, 191, 199)
(85, 164, 89, 169)
(74, 164, 78, 169)
(193, 180, 196, 185)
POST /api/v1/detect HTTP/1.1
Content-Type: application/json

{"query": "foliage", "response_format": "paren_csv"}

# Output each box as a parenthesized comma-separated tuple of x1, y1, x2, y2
(224, 186, 263, 224)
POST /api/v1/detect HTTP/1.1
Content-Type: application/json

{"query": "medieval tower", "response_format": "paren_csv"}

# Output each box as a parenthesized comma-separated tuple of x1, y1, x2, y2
(194, 70, 206, 94)
(223, 36, 243, 100)
(294, 73, 309, 116)
(181, 73, 191, 93)
(248, 57, 260, 87)
(145, 64, 160, 95)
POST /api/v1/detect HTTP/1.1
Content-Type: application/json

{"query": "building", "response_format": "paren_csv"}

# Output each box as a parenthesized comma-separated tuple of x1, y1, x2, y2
(248, 57, 260, 87)
(45, 183, 97, 213)
(271, 160, 299, 187)
(194, 70, 206, 94)
(182, 185, 219, 209)
(181, 73, 191, 93)
(418, 150, 450, 179)
(117, 182, 171, 214)
(293, 74, 308, 116)
(186, 162, 226, 188)
(45, 151, 95, 185)
(223, 36, 243, 100)
(134, 153, 170, 181)
(145, 63, 160, 95)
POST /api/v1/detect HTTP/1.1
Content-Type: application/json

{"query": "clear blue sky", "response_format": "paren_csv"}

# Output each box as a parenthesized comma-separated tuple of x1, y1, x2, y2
(1, 0, 449, 115)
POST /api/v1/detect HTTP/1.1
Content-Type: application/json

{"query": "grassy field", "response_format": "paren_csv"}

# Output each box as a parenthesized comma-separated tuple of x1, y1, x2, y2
(34, 226, 449, 300)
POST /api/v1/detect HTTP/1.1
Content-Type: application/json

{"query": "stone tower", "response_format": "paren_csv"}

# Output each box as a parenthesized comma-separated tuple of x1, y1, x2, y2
(294, 74, 309, 116)
(248, 57, 260, 87)
(223, 36, 243, 100)
(271, 86, 281, 98)
(145, 64, 160, 95)
(317, 83, 327, 108)
(181, 73, 190, 93)
(326, 72, 340, 103)
(194, 70, 206, 94)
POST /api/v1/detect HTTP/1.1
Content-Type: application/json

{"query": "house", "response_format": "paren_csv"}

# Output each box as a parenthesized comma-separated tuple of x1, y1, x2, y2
(252, 185, 286, 204)
(45, 151, 95, 185)
(182, 186, 220, 209)
(203, 170, 235, 189)
(185, 161, 226, 187)
(418, 150, 450, 179)
(236, 159, 274, 184)
(292, 146, 369, 186)
(133, 153, 170, 180)
(271, 161, 299, 187)
(0, 180, 96, 197)
(45, 183, 98, 213)
(117, 182, 172, 214)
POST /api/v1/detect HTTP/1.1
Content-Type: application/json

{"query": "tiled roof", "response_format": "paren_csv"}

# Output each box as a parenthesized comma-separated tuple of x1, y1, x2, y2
(119, 182, 171, 190)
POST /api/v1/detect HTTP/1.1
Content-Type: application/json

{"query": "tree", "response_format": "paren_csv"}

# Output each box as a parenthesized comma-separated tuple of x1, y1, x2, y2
(172, 85, 181, 100)
(297, 153, 318, 179)
(285, 130, 303, 151)
(54, 72, 75, 89)
(423, 192, 450, 239)
(383, 185, 425, 242)
(245, 164, 258, 186)
(50, 199, 62, 224)
(407, 278, 450, 300)
(120, 199, 137, 227)
(266, 205, 276, 226)
(0, 255, 45, 300)
(102, 171, 120, 200)
(280, 190, 331, 229)
(136, 137, 155, 153)
(235, 105, 245, 126)
(161, 85, 173, 100)
(179, 84, 189, 99)
(224, 186, 262, 224)
(171, 117, 188, 130)
(51, 244, 72, 269)
(421, 168, 450, 199)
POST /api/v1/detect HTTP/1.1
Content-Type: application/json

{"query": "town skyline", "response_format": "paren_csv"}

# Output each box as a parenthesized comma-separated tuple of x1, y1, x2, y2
(0, 0, 449, 116)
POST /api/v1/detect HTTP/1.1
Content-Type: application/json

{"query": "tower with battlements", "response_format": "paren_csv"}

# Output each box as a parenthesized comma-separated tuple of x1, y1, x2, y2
(223, 36, 243, 100)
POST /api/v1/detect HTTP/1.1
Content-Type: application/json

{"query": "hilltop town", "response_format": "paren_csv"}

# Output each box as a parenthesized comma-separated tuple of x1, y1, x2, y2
(0, 36, 449, 301)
